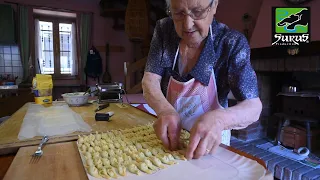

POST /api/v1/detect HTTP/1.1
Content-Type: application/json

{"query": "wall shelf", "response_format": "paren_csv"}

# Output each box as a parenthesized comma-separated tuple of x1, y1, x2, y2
(100, 8, 126, 18)
(100, 8, 126, 31)
(251, 41, 320, 60)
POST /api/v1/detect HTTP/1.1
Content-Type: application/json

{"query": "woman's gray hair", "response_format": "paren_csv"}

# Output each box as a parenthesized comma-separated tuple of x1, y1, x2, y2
(165, 0, 218, 9)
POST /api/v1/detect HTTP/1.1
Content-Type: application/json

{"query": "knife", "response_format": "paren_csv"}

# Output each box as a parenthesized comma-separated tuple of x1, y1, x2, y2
(95, 103, 110, 112)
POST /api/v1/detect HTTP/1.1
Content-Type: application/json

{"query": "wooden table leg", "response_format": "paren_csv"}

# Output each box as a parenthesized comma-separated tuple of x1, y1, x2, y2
(276, 118, 284, 145)
(0, 154, 15, 179)
(305, 121, 311, 151)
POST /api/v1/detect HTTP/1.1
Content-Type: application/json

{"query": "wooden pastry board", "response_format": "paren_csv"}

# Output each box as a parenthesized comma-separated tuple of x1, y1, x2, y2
(0, 102, 156, 155)
(3, 141, 88, 180)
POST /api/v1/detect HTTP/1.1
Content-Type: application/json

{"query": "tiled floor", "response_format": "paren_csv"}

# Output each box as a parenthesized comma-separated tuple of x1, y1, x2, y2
(230, 137, 320, 180)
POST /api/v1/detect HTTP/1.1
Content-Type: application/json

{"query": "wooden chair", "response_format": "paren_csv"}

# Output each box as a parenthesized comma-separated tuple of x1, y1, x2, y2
(123, 56, 147, 94)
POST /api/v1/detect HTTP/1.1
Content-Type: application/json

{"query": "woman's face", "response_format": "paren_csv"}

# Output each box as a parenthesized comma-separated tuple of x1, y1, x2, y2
(169, 0, 218, 46)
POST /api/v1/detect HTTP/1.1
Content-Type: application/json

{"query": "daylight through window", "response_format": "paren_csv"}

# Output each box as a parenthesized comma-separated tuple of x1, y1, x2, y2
(35, 16, 77, 76)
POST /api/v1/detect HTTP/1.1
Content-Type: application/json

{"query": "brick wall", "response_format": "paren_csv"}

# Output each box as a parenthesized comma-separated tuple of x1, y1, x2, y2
(231, 54, 320, 141)
(232, 73, 274, 141)
(251, 56, 320, 72)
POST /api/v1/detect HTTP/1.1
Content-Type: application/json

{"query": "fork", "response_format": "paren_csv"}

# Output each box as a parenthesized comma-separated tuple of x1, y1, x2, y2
(30, 135, 49, 163)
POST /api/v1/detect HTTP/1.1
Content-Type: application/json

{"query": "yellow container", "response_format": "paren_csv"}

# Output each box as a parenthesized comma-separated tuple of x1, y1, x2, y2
(35, 96, 52, 104)
(32, 74, 53, 105)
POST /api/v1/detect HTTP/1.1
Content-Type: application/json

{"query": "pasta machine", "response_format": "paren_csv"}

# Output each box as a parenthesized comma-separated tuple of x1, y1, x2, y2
(95, 83, 126, 103)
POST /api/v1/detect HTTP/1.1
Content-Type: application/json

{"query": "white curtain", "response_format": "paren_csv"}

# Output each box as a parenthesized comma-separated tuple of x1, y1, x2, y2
(71, 22, 78, 76)
(34, 19, 42, 74)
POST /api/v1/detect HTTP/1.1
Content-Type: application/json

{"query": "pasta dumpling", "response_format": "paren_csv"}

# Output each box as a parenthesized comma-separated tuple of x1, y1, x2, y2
(88, 134, 95, 141)
(94, 146, 101, 152)
(89, 141, 95, 147)
(86, 158, 94, 167)
(106, 168, 118, 179)
(110, 157, 119, 167)
(171, 151, 187, 161)
(144, 159, 158, 171)
(108, 143, 115, 150)
(135, 143, 143, 150)
(141, 143, 150, 149)
(88, 166, 101, 178)
(93, 152, 100, 159)
(78, 123, 191, 179)
(120, 141, 126, 147)
(157, 154, 176, 165)
(142, 149, 153, 157)
(94, 158, 103, 167)
(136, 162, 153, 174)
(114, 142, 121, 149)
(78, 135, 84, 145)
(128, 163, 140, 175)
(101, 133, 108, 140)
(99, 168, 111, 179)
(115, 149, 123, 156)
(117, 166, 126, 176)
(117, 156, 124, 164)
(129, 145, 137, 152)
(100, 151, 108, 158)
(95, 131, 102, 140)
(149, 157, 165, 169)
(102, 144, 109, 151)
(84, 152, 91, 159)
(83, 142, 90, 149)
(87, 147, 95, 153)
(80, 145, 87, 153)
(102, 158, 111, 167)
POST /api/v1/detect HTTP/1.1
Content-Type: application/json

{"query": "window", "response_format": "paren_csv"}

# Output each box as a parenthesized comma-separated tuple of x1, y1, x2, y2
(0, 45, 23, 84)
(34, 13, 78, 77)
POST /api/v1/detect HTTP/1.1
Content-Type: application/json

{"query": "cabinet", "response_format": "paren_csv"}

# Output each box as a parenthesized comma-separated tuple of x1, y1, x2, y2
(0, 4, 16, 44)
(0, 88, 34, 117)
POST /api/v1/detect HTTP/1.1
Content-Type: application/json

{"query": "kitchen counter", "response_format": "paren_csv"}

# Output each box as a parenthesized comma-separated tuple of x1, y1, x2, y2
(0, 102, 156, 155)
(0, 88, 34, 118)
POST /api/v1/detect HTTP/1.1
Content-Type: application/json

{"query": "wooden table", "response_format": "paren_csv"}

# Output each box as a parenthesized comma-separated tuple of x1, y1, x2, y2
(0, 102, 272, 179)
(274, 112, 319, 151)
(0, 101, 156, 179)
(0, 102, 156, 155)
(0, 154, 14, 180)
(0, 142, 271, 180)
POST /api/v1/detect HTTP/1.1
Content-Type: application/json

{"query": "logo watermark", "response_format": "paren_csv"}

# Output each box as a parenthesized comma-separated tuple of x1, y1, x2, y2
(272, 7, 310, 46)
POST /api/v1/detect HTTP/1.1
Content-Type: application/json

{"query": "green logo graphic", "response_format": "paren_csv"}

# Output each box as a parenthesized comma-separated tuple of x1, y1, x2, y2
(275, 8, 308, 34)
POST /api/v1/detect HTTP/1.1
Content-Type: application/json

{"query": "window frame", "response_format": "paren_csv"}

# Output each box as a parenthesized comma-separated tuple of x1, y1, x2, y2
(33, 14, 79, 80)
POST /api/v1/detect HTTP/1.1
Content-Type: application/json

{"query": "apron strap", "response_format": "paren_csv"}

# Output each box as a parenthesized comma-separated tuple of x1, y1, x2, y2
(210, 25, 213, 40)
(172, 46, 180, 71)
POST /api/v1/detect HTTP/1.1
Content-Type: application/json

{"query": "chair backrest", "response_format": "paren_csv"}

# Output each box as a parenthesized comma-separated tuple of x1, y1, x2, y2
(124, 57, 147, 94)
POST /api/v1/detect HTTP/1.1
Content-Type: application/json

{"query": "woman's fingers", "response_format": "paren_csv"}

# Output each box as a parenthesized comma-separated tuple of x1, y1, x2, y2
(185, 129, 201, 160)
(193, 137, 209, 159)
(154, 112, 181, 150)
(204, 135, 215, 155)
(186, 125, 221, 159)
(160, 125, 170, 149)
(210, 135, 221, 155)
(154, 120, 170, 149)
(168, 123, 179, 151)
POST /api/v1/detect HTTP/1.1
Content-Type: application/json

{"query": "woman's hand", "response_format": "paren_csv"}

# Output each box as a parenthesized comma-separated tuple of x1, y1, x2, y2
(153, 110, 181, 151)
(185, 110, 225, 159)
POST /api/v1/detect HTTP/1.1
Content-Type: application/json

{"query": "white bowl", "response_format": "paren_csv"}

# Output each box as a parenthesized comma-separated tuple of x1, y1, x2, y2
(61, 92, 90, 106)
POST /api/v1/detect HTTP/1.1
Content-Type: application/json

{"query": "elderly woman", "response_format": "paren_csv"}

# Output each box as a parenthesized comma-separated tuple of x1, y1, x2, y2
(142, 0, 262, 160)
